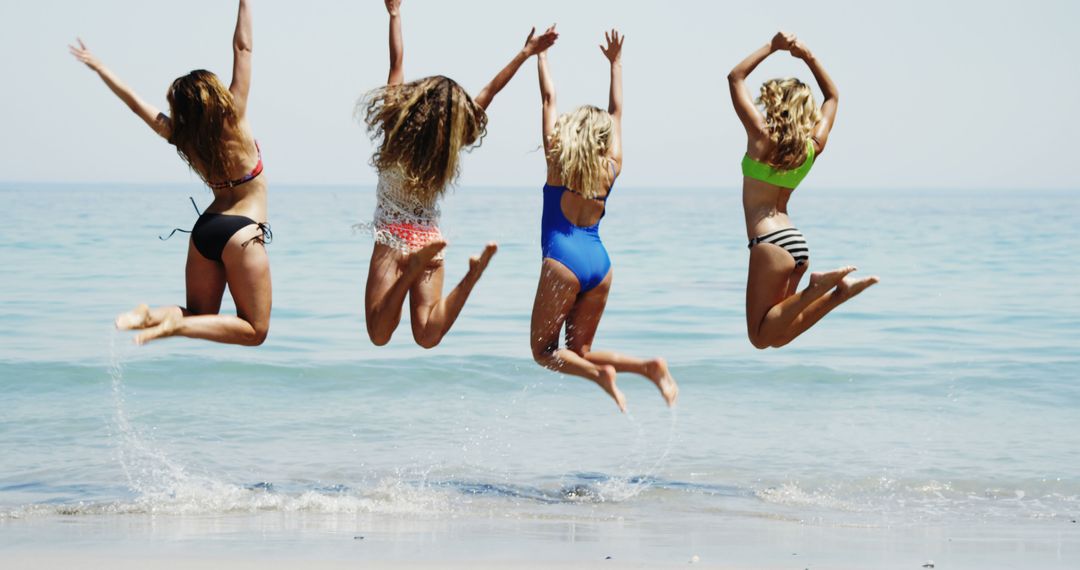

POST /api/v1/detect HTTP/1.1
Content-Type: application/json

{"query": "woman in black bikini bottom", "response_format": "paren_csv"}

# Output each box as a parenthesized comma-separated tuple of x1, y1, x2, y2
(70, 0, 273, 346)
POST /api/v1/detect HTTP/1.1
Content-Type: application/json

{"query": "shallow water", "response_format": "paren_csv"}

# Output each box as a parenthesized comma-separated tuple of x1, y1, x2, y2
(1, 183, 1078, 565)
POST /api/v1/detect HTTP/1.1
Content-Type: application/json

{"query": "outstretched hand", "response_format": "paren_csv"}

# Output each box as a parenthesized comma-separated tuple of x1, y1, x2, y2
(523, 25, 558, 57)
(385, 0, 401, 16)
(69, 38, 102, 71)
(600, 29, 624, 63)
(771, 31, 796, 52)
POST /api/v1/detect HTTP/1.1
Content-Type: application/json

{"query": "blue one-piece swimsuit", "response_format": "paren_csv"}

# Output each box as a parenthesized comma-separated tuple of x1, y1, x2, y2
(540, 174, 616, 293)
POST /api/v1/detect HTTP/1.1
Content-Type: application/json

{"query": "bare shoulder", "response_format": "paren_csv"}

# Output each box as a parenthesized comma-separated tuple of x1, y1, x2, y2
(745, 136, 774, 162)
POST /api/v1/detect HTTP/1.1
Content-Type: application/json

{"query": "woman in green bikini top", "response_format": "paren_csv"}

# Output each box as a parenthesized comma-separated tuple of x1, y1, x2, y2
(741, 138, 816, 190)
(728, 31, 878, 350)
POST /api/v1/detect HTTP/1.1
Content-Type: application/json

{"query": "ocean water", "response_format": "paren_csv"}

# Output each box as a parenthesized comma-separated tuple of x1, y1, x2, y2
(1, 183, 1078, 566)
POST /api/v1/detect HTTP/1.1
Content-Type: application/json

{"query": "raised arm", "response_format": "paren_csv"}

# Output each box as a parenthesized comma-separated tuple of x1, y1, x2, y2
(385, 0, 404, 85)
(229, 0, 254, 116)
(69, 39, 172, 140)
(791, 39, 839, 154)
(600, 29, 624, 167)
(536, 27, 558, 152)
(474, 25, 558, 111)
(727, 32, 793, 138)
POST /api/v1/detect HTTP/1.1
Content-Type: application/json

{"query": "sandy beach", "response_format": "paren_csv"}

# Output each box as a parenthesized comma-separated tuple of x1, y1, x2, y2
(4, 510, 1078, 569)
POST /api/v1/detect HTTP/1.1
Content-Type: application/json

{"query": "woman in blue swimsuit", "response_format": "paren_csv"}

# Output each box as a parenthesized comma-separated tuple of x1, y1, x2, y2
(70, 0, 271, 346)
(530, 29, 677, 413)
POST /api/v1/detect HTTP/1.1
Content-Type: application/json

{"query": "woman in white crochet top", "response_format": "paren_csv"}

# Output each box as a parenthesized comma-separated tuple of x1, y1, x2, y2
(360, 0, 557, 347)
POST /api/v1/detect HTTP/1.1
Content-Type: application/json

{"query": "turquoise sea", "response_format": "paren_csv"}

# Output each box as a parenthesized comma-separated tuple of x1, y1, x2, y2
(1, 183, 1078, 567)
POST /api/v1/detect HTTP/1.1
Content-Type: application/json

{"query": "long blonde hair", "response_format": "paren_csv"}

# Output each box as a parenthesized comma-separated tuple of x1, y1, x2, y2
(167, 70, 240, 182)
(756, 78, 821, 170)
(547, 105, 614, 199)
(361, 76, 488, 202)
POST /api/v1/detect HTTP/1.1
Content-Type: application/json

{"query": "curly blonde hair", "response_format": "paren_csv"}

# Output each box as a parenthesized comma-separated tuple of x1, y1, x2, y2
(547, 105, 614, 199)
(167, 70, 242, 183)
(756, 78, 821, 170)
(361, 76, 488, 202)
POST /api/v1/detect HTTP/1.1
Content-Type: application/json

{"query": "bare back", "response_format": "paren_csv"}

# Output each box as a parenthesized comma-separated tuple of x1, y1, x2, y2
(545, 161, 618, 228)
(194, 120, 267, 220)
(741, 138, 802, 240)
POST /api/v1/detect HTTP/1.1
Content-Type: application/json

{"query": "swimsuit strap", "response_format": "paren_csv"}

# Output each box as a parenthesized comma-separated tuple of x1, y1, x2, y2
(602, 159, 617, 202)
(207, 140, 264, 190)
(567, 159, 618, 202)
(159, 197, 204, 241)
(242, 221, 273, 249)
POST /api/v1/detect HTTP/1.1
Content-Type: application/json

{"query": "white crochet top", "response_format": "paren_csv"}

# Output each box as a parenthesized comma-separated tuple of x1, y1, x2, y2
(357, 167, 443, 253)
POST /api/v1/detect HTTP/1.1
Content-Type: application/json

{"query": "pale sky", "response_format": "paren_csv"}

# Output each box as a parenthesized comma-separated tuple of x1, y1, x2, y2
(1, 0, 1077, 189)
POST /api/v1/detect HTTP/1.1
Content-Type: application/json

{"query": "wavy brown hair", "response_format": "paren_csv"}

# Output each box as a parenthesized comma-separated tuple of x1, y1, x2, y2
(361, 76, 488, 202)
(166, 70, 239, 183)
(547, 106, 614, 199)
(756, 78, 821, 170)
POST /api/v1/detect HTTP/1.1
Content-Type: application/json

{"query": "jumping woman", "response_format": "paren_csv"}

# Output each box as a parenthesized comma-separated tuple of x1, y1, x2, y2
(70, 0, 271, 346)
(530, 29, 678, 413)
(728, 32, 878, 350)
(360, 0, 557, 348)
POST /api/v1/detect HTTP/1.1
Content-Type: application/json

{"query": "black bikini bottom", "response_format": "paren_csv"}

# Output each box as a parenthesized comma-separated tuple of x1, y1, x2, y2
(191, 213, 271, 262)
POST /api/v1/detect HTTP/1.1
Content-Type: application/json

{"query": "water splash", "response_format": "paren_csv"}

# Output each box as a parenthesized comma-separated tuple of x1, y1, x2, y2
(594, 406, 680, 503)
(107, 333, 194, 499)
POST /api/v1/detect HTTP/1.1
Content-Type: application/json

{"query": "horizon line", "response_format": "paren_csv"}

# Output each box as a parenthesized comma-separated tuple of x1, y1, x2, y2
(0, 180, 1074, 193)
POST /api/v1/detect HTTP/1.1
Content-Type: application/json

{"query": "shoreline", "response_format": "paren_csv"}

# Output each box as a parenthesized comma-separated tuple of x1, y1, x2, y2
(3, 511, 1076, 570)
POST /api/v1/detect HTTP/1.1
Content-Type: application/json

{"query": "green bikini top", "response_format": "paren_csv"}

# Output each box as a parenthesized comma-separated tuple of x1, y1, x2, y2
(741, 139, 816, 189)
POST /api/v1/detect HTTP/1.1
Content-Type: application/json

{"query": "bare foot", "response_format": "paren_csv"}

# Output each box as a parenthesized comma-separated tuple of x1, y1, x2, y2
(115, 304, 151, 330)
(808, 265, 857, 291)
(595, 364, 627, 413)
(467, 242, 498, 278)
(644, 358, 679, 407)
(133, 307, 183, 345)
(406, 240, 447, 275)
(834, 275, 879, 301)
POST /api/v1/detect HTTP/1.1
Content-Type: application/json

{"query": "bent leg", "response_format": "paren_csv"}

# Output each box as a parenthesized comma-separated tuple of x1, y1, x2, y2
(135, 228, 272, 346)
(746, 243, 854, 349)
(116, 237, 226, 331)
(567, 271, 678, 407)
(530, 261, 624, 412)
(785, 261, 809, 297)
(409, 242, 497, 349)
(770, 275, 880, 348)
(365, 241, 446, 346)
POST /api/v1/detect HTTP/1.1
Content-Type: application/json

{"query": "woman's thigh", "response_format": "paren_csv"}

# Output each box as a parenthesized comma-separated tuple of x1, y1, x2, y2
(531, 259, 582, 354)
(185, 238, 227, 315)
(746, 243, 797, 328)
(565, 269, 613, 354)
(221, 225, 272, 328)
(366, 243, 407, 310)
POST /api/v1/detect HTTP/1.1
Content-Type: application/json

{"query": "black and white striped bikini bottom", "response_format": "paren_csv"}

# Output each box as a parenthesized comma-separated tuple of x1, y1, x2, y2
(747, 227, 809, 266)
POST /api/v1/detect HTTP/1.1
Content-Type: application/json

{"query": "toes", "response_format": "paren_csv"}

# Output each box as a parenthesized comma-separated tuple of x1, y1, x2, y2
(469, 243, 499, 273)
(116, 304, 150, 330)
(833, 266, 857, 279)
(663, 378, 679, 407)
(134, 324, 163, 345)
(596, 366, 626, 412)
